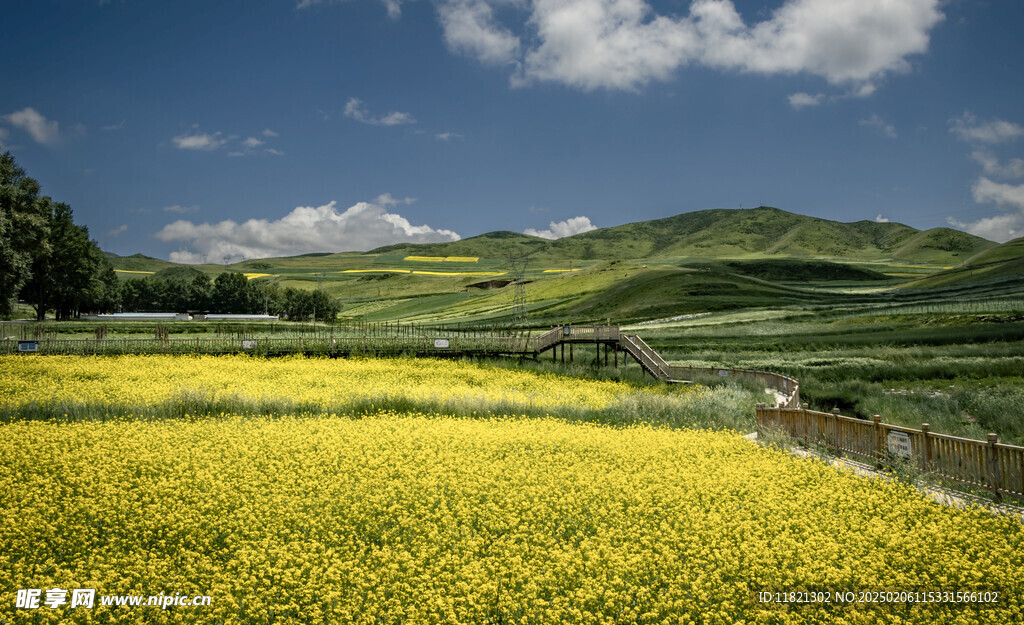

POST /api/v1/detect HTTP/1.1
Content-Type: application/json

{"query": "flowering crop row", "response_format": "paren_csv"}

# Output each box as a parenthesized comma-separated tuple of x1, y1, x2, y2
(1, 413, 1021, 624)
(0, 355, 657, 420)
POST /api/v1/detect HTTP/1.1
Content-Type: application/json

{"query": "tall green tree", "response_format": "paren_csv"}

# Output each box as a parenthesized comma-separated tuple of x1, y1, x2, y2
(21, 202, 112, 320)
(212, 272, 257, 313)
(0, 152, 50, 317)
(187, 273, 213, 311)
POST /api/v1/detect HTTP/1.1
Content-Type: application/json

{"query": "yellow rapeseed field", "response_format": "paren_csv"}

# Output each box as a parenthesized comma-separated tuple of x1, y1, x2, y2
(1, 414, 1021, 624)
(0, 355, 638, 417)
(0, 356, 1021, 623)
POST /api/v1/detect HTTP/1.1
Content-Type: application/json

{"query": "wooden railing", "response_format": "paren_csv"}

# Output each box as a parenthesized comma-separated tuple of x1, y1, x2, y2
(618, 335, 672, 379)
(672, 366, 800, 408)
(756, 403, 1024, 501)
(0, 336, 538, 357)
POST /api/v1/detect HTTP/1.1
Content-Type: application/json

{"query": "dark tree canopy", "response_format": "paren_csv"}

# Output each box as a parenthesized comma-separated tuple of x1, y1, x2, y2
(1, 152, 117, 319)
(1, 152, 338, 322)
(0, 152, 49, 316)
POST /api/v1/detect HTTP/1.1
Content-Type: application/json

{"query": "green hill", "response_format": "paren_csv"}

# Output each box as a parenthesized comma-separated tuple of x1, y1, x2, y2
(543, 208, 995, 262)
(104, 253, 181, 274)
(101, 208, 1008, 325)
(370, 231, 548, 259)
(891, 228, 994, 263)
(368, 207, 994, 265)
(904, 237, 1024, 290)
(535, 268, 822, 323)
(720, 259, 888, 282)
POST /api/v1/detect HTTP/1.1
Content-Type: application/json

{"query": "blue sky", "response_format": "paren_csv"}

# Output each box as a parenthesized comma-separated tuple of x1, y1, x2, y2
(2, 0, 1024, 262)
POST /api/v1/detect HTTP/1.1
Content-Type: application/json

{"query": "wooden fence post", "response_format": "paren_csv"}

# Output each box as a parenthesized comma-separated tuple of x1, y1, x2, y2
(921, 423, 931, 471)
(988, 433, 1003, 502)
(802, 403, 809, 446)
(830, 407, 840, 450)
(873, 415, 882, 463)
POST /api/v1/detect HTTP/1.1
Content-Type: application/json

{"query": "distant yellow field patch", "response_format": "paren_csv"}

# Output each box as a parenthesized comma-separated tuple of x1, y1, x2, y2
(243, 273, 273, 280)
(339, 268, 503, 277)
(411, 270, 506, 276)
(113, 269, 155, 275)
(404, 255, 480, 262)
(542, 268, 582, 273)
(884, 264, 954, 270)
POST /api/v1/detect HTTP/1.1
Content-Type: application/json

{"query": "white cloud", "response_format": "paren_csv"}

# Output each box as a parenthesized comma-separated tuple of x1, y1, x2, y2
(852, 83, 877, 98)
(172, 131, 230, 151)
(344, 98, 416, 126)
(374, 193, 417, 206)
(296, 0, 403, 17)
(101, 120, 126, 132)
(3, 108, 60, 144)
(439, 0, 521, 66)
(947, 177, 1024, 243)
(524, 216, 597, 239)
(295, 0, 340, 8)
(971, 149, 1024, 179)
(950, 112, 1024, 145)
(691, 0, 942, 83)
(947, 215, 1022, 244)
(788, 92, 823, 109)
(108, 224, 128, 237)
(262, 128, 279, 137)
(972, 177, 1024, 211)
(436, 132, 463, 141)
(163, 204, 200, 214)
(874, 214, 889, 223)
(517, 0, 700, 91)
(243, 137, 265, 148)
(860, 114, 896, 138)
(381, 0, 403, 19)
(436, 0, 943, 92)
(946, 114, 1024, 243)
(379, 111, 416, 125)
(154, 197, 460, 262)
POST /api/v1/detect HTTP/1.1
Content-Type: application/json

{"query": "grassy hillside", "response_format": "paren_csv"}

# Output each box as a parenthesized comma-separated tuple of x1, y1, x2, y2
(370, 231, 549, 259)
(104, 253, 181, 274)
(903, 237, 1024, 290)
(891, 227, 995, 263)
(101, 207, 1008, 325)
(367, 207, 994, 265)
(546, 208, 994, 262)
(546, 208, 916, 259)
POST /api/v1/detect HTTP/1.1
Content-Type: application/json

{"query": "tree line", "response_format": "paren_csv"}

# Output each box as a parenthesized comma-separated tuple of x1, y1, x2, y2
(1, 152, 119, 320)
(1, 152, 338, 322)
(121, 270, 339, 322)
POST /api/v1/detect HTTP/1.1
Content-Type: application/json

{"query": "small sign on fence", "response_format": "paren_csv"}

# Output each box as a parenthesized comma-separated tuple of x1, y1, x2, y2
(718, 369, 729, 377)
(17, 341, 38, 353)
(434, 338, 450, 349)
(887, 431, 913, 460)
(242, 340, 257, 350)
